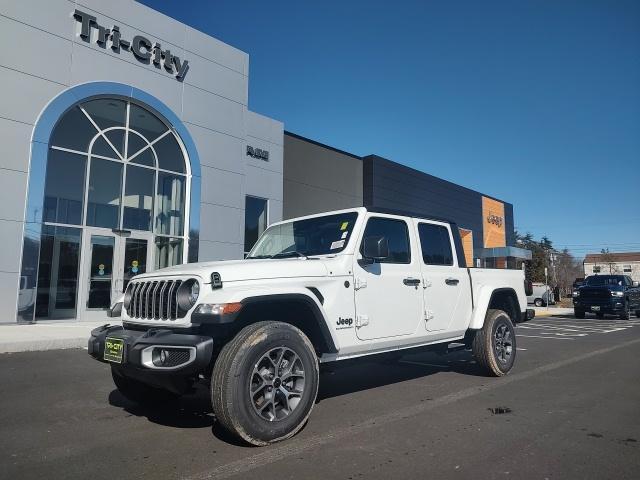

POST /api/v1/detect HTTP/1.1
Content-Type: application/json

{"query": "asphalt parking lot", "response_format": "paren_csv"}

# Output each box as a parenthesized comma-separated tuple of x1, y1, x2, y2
(1, 314, 639, 480)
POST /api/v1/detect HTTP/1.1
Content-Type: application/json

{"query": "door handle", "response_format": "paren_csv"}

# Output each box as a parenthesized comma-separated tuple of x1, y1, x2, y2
(403, 278, 421, 286)
(445, 278, 459, 286)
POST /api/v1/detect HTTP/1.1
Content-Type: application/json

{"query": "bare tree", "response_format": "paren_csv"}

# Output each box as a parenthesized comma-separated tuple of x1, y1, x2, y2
(599, 248, 619, 274)
(555, 249, 583, 296)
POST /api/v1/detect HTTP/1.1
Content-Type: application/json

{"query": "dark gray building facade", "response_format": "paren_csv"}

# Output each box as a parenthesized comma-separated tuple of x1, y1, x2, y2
(284, 132, 529, 269)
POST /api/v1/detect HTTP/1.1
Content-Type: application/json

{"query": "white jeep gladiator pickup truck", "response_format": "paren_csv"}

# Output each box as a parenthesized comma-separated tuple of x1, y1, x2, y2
(89, 207, 533, 445)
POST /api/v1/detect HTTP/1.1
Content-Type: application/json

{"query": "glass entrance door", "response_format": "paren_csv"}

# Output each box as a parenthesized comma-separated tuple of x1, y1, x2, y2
(79, 229, 152, 320)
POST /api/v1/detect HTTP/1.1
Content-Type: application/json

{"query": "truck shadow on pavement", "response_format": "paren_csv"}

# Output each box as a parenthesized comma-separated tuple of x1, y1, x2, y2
(106, 351, 482, 446)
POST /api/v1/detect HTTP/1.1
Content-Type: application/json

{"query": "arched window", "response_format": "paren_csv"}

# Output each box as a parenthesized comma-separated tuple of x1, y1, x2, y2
(35, 97, 190, 319)
(43, 98, 188, 263)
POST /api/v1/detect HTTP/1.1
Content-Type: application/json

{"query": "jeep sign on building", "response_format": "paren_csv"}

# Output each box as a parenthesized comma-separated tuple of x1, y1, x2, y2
(0, 0, 527, 324)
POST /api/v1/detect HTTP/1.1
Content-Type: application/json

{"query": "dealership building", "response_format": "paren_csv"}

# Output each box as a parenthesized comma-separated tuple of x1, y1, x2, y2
(0, 0, 529, 324)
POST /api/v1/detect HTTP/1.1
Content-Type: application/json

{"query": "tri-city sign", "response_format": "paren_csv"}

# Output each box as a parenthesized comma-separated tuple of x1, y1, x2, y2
(73, 9, 190, 81)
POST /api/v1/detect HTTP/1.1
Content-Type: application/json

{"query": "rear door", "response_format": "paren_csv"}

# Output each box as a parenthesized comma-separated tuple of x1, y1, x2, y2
(414, 220, 471, 333)
(354, 215, 423, 340)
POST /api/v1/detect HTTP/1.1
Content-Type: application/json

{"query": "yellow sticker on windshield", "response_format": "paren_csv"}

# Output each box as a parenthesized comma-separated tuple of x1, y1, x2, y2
(340, 222, 349, 231)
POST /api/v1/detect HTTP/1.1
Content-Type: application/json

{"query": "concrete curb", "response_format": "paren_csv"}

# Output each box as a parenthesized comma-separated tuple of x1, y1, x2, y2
(0, 321, 119, 354)
(0, 338, 88, 354)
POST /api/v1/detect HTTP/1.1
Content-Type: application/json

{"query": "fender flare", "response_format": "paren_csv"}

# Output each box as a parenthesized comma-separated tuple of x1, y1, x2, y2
(239, 293, 339, 353)
(468, 287, 519, 330)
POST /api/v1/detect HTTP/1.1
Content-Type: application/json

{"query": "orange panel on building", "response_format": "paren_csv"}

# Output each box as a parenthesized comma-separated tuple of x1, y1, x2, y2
(482, 196, 506, 248)
(459, 228, 474, 267)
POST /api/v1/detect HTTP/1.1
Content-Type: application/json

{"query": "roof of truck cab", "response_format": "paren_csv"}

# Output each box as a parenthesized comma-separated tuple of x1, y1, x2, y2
(365, 206, 456, 226)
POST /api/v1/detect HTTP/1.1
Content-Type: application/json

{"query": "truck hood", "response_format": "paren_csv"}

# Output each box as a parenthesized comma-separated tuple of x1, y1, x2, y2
(134, 258, 330, 283)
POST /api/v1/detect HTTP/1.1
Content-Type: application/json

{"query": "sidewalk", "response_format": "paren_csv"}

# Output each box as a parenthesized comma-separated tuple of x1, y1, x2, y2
(531, 306, 574, 317)
(0, 320, 120, 354)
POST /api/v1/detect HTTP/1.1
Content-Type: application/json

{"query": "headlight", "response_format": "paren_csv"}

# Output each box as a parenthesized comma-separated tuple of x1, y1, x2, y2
(195, 303, 242, 315)
(611, 291, 624, 297)
(190, 281, 200, 304)
(573, 290, 580, 297)
(177, 279, 200, 311)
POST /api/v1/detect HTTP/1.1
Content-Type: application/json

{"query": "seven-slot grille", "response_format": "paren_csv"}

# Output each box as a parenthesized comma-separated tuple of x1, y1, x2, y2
(127, 280, 185, 320)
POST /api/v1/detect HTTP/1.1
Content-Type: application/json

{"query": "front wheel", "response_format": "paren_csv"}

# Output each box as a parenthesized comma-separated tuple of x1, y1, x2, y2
(472, 309, 516, 377)
(211, 321, 319, 446)
(619, 301, 630, 320)
(574, 308, 585, 319)
(534, 298, 543, 307)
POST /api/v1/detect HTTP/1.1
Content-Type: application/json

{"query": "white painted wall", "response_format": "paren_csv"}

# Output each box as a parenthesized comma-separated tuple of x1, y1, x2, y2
(0, 0, 283, 322)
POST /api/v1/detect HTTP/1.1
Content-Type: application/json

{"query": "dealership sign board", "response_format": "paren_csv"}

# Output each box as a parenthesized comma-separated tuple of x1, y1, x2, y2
(73, 9, 190, 81)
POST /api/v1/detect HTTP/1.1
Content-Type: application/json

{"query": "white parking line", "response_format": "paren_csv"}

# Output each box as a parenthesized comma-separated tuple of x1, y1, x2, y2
(517, 317, 640, 340)
(518, 335, 574, 340)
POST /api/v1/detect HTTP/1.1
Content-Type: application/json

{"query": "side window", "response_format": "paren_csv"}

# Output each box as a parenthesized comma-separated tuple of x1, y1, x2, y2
(418, 223, 454, 266)
(361, 217, 411, 264)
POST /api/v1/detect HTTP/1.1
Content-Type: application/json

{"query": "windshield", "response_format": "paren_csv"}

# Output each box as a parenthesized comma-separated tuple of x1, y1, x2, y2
(585, 275, 624, 286)
(248, 212, 359, 258)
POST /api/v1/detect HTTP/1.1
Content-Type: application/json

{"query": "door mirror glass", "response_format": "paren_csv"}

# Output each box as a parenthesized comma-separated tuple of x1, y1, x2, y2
(363, 236, 389, 261)
(633, 281, 639, 288)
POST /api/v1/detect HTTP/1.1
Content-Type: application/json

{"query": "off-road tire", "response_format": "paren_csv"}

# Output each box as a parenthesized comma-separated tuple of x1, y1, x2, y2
(472, 309, 516, 377)
(111, 366, 177, 406)
(635, 310, 640, 318)
(619, 301, 630, 320)
(211, 321, 319, 446)
(574, 308, 585, 319)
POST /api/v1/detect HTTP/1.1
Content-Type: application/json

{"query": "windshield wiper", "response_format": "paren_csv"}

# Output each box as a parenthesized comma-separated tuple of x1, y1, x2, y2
(270, 251, 308, 259)
(247, 255, 272, 259)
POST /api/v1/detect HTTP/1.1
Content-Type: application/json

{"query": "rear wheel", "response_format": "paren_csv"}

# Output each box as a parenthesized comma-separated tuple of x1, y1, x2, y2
(574, 308, 585, 319)
(472, 309, 516, 377)
(534, 299, 543, 307)
(211, 321, 319, 446)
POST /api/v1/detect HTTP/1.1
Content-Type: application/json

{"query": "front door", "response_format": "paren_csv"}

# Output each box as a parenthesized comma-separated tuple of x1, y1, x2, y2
(79, 228, 152, 320)
(354, 215, 423, 341)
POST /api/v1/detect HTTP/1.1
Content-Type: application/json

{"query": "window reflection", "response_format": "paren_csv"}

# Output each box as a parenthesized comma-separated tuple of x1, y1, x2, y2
(35, 226, 82, 319)
(123, 165, 154, 231)
(43, 150, 86, 225)
(155, 237, 183, 269)
(244, 196, 268, 254)
(156, 173, 185, 236)
(86, 159, 122, 229)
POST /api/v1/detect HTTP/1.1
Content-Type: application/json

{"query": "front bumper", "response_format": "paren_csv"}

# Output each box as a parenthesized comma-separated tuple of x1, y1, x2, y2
(88, 324, 214, 376)
(573, 298, 624, 314)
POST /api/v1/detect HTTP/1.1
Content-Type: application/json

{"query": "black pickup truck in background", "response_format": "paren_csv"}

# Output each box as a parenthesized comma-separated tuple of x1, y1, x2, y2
(573, 275, 640, 319)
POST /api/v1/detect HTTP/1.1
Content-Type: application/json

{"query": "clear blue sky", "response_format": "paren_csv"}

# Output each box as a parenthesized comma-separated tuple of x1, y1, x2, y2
(141, 0, 640, 258)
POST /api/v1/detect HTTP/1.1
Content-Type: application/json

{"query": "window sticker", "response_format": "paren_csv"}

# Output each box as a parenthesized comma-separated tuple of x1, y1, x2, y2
(330, 240, 345, 250)
(340, 221, 349, 231)
(341, 231, 348, 239)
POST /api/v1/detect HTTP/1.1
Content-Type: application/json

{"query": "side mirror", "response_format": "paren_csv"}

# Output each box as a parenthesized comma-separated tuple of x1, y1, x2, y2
(362, 236, 389, 262)
(633, 281, 639, 288)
